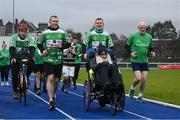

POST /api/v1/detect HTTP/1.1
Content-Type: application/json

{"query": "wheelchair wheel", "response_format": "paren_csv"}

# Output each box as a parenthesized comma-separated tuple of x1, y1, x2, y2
(83, 80, 91, 112)
(111, 94, 118, 115)
(118, 85, 125, 111)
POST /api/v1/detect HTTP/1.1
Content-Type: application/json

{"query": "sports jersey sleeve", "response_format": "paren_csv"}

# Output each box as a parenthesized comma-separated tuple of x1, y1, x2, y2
(148, 36, 154, 52)
(126, 33, 134, 46)
(107, 35, 113, 48)
(62, 32, 71, 49)
(9, 34, 16, 47)
(27, 35, 35, 47)
(65, 32, 70, 42)
(82, 33, 90, 49)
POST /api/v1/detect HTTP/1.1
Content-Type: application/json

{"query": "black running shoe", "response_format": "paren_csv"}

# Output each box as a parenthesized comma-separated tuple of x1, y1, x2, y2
(49, 100, 55, 110)
(36, 88, 41, 95)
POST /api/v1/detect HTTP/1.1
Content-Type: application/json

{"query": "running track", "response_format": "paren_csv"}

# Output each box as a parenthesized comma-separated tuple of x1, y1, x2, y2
(0, 75, 179, 119)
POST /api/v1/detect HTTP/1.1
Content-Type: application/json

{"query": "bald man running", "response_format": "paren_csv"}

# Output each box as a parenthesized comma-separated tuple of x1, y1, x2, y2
(125, 21, 156, 102)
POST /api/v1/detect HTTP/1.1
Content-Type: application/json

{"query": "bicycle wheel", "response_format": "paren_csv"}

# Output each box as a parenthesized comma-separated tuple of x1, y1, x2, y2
(83, 80, 91, 112)
(23, 73, 27, 106)
(18, 72, 22, 103)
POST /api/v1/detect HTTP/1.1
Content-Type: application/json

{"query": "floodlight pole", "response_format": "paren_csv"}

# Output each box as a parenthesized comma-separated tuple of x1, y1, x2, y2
(12, 0, 15, 34)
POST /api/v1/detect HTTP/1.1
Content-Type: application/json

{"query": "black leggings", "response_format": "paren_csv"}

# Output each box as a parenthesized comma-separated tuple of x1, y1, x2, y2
(11, 59, 34, 92)
(0, 65, 10, 82)
(72, 64, 81, 86)
(73, 64, 81, 81)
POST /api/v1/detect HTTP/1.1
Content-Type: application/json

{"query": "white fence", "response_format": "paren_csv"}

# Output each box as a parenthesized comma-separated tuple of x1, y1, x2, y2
(1, 36, 180, 69)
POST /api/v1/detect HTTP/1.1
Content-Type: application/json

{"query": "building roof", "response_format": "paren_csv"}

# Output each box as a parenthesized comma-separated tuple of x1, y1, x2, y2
(0, 19, 3, 26)
(0, 26, 5, 35)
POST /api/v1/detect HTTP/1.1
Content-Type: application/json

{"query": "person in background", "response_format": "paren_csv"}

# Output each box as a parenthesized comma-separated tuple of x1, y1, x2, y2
(0, 41, 10, 86)
(72, 35, 82, 89)
(125, 21, 156, 102)
(33, 31, 46, 95)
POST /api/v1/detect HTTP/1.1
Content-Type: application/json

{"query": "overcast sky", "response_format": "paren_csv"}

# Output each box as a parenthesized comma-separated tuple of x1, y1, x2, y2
(0, 0, 180, 36)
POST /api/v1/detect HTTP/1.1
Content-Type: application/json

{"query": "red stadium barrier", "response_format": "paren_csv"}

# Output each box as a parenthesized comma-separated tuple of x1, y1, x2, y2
(158, 65, 180, 69)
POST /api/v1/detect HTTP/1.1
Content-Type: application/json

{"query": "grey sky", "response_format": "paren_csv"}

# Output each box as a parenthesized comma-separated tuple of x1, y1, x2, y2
(0, 0, 180, 36)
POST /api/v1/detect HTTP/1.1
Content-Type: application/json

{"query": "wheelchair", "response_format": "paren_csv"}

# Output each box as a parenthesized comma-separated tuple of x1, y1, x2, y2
(83, 48, 125, 115)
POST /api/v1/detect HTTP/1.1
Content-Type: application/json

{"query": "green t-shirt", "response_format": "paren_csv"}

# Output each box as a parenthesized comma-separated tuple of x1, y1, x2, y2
(83, 29, 113, 49)
(39, 28, 70, 65)
(34, 40, 44, 64)
(9, 33, 34, 59)
(75, 44, 82, 64)
(0, 50, 10, 66)
(127, 32, 153, 63)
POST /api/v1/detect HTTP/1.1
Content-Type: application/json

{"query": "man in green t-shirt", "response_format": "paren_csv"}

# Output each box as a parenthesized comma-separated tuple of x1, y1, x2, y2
(38, 15, 70, 110)
(33, 31, 47, 95)
(83, 18, 114, 71)
(9, 23, 35, 99)
(125, 21, 156, 102)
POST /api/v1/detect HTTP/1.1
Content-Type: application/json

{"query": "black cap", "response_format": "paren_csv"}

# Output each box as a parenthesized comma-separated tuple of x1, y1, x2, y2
(97, 45, 107, 55)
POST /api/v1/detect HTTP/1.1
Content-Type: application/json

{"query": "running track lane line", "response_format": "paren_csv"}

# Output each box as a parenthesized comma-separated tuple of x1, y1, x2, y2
(28, 78, 151, 119)
(8, 77, 75, 120)
(27, 90, 76, 120)
(61, 88, 152, 120)
(76, 83, 180, 109)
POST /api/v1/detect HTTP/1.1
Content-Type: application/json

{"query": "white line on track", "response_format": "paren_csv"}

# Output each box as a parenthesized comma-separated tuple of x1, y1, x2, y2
(27, 90, 76, 120)
(67, 90, 152, 120)
(18, 76, 179, 119)
(77, 83, 180, 109)
(9, 77, 75, 120)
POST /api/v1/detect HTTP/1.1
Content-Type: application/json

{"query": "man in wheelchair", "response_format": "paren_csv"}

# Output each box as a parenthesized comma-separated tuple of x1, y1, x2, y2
(88, 45, 123, 107)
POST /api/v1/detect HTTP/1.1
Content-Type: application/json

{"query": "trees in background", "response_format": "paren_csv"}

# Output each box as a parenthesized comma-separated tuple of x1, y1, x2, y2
(146, 20, 178, 40)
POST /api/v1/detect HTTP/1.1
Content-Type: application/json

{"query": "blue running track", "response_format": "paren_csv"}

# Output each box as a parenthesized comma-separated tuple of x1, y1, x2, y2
(0, 75, 179, 119)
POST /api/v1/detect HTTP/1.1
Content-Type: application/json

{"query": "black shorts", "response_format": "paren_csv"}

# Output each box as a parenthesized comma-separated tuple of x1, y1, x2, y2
(44, 62, 63, 78)
(34, 64, 44, 73)
(131, 62, 149, 72)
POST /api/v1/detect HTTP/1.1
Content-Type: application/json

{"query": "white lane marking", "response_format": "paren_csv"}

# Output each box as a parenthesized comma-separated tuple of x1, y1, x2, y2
(9, 77, 76, 119)
(77, 82, 180, 109)
(128, 95, 180, 109)
(27, 90, 76, 120)
(66, 90, 152, 120)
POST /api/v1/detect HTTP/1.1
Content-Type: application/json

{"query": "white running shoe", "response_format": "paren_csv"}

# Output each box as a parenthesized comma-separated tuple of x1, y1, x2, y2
(5, 82, 10, 86)
(1, 82, 5, 86)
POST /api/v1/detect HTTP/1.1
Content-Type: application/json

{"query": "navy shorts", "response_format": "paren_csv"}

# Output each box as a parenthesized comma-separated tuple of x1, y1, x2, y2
(131, 62, 149, 72)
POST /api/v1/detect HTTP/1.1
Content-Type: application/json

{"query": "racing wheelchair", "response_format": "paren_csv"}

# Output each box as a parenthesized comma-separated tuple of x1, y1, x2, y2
(83, 48, 125, 115)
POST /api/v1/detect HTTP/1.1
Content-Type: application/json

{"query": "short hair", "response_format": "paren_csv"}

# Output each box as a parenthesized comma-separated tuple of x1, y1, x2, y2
(137, 21, 146, 27)
(49, 15, 58, 22)
(95, 18, 104, 22)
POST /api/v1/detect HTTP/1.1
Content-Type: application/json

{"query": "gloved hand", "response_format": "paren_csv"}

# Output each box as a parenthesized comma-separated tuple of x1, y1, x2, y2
(89, 69, 94, 80)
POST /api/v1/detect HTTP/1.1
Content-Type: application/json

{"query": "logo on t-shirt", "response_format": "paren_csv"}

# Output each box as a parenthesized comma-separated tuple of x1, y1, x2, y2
(46, 40, 62, 48)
